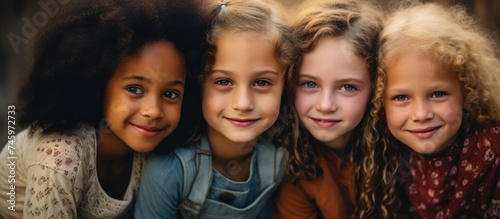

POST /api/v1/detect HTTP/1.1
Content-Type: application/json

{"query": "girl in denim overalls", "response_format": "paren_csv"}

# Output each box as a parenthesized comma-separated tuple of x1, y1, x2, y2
(135, 0, 296, 218)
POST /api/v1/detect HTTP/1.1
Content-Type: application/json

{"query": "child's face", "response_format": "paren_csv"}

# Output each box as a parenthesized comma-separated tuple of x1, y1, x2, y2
(203, 32, 284, 144)
(295, 36, 371, 150)
(384, 53, 464, 155)
(102, 41, 185, 153)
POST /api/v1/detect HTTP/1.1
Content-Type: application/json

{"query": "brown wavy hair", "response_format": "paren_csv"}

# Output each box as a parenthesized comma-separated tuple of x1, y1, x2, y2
(185, 0, 297, 148)
(284, 0, 396, 217)
(363, 1, 500, 218)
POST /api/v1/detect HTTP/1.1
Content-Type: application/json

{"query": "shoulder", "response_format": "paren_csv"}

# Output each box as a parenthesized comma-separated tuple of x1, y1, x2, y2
(464, 125, 500, 151)
(140, 153, 184, 198)
(143, 152, 184, 181)
(462, 126, 500, 167)
(24, 124, 96, 184)
(255, 140, 286, 155)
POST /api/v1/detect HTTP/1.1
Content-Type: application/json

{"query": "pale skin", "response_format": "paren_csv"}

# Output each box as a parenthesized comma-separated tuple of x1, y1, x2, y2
(384, 52, 464, 155)
(98, 41, 185, 198)
(203, 32, 284, 181)
(295, 36, 371, 153)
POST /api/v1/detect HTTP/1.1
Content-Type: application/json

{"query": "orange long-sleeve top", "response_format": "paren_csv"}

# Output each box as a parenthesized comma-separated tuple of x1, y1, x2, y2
(273, 144, 355, 219)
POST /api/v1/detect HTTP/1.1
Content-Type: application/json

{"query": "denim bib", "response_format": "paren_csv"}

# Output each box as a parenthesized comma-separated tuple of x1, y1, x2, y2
(174, 137, 285, 219)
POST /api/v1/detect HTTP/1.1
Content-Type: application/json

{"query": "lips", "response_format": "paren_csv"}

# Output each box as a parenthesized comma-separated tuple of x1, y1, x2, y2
(311, 118, 340, 128)
(132, 124, 165, 137)
(225, 117, 259, 127)
(407, 126, 441, 139)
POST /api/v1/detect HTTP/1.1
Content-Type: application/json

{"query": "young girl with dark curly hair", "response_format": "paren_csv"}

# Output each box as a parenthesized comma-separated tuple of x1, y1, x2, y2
(272, 0, 391, 218)
(369, 2, 500, 218)
(0, 0, 208, 218)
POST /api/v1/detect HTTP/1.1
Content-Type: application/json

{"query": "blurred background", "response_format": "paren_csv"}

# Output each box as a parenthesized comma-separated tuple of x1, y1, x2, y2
(1, 0, 499, 149)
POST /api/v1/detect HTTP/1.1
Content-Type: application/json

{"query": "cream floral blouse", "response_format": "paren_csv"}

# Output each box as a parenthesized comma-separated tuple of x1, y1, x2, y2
(0, 124, 145, 219)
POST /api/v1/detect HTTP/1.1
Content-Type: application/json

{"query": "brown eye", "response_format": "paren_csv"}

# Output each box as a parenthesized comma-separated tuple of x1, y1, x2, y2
(163, 91, 180, 99)
(126, 86, 143, 94)
(215, 79, 232, 86)
(254, 80, 271, 87)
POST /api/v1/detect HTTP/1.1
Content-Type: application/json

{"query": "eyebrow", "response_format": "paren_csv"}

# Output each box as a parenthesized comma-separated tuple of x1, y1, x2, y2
(211, 69, 281, 76)
(122, 75, 185, 86)
(298, 74, 367, 84)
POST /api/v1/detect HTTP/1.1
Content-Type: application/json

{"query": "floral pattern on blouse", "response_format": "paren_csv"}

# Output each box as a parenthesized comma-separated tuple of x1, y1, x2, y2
(401, 126, 500, 219)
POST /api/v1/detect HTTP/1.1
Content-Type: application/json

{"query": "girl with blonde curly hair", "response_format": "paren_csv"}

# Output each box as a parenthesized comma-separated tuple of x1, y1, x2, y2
(369, 2, 500, 218)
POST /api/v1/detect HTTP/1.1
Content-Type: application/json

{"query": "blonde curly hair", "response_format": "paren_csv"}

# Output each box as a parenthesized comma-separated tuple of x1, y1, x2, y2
(363, 1, 500, 217)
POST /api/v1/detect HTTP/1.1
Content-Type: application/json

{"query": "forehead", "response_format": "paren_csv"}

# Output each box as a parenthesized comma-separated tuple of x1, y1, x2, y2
(385, 52, 461, 90)
(299, 36, 369, 78)
(211, 32, 284, 75)
(113, 41, 186, 81)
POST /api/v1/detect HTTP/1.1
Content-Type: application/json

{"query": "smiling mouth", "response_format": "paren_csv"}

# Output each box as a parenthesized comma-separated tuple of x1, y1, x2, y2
(132, 124, 165, 137)
(225, 118, 259, 127)
(311, 118, 340, 127)
(407, 126, 441, 139)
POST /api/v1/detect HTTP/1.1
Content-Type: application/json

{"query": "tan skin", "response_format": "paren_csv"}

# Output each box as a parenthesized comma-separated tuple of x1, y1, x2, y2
(97, 41, 186, 198)
(203, 32, 284, 182)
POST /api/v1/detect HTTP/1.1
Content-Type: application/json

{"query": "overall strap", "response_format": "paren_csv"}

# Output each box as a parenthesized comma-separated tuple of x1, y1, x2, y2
(179, 137, 213, 218)
(256, 141, 285, 189)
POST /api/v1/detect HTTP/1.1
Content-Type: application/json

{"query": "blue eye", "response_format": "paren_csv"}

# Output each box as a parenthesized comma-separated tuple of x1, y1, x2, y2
(301, 81, 317, 89)
(254, 80, 271, 87)
(341, 85, 356, 91)
(215, 79, 232, 86)
(394, 95, 408, 101)
(431, 92, 446, 98)
(164, 91, 180, 99)
(126, 86, 143, 94)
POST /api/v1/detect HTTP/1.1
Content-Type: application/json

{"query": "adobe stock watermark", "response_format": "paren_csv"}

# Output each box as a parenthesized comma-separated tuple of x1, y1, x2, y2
(6, 105, 17, 212)
(7, 0, 71, 54)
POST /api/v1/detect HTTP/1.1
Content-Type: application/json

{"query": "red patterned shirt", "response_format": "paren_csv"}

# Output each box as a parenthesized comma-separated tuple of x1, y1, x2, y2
(401, 126, 500, 219)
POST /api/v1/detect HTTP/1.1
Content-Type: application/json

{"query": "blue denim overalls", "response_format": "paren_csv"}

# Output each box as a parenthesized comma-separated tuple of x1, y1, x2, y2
(174, 137, 285, 219)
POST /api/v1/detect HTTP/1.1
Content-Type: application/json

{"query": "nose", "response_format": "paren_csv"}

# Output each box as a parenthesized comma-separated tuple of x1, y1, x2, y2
(232, 86, 254, 111)
(140, 96, 163, 119)
(315, 90, 337, 113)
(411, 99, 433, 122)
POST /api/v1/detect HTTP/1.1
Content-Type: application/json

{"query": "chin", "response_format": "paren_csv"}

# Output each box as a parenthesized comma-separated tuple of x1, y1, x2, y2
(131, 142, 160, 153)
(133, 147, 156, 153)
(227, 135, 258, 144)
(408, 145, 439, 156)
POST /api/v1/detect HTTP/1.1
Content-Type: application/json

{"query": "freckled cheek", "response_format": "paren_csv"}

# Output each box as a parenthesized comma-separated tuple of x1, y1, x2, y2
(384, 105, 406, 128)
(442, 102, 463, 126)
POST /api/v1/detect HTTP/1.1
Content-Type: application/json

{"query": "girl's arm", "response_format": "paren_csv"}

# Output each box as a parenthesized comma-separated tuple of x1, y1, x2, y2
(23, 164, 81, 218)
(272, 179, 317, 219)
(135, 153, 183, 218)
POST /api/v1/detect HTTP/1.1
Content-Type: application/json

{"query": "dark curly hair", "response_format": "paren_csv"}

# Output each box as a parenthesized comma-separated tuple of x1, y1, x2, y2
(17, 0, 209, 140)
